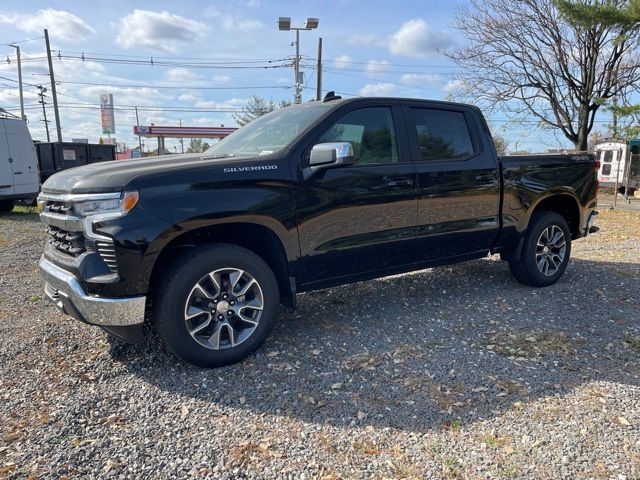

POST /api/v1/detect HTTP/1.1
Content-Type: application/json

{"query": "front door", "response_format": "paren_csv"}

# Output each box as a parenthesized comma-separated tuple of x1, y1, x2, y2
(403, 104, 501, 263)
(293, 104, 417, 286)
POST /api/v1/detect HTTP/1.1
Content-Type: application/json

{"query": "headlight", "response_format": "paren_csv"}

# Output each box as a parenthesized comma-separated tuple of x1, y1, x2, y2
(74, 191, 139, 217)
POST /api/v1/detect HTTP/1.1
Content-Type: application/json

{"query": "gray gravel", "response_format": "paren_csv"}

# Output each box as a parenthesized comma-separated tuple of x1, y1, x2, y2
(1, 208, 639, 479)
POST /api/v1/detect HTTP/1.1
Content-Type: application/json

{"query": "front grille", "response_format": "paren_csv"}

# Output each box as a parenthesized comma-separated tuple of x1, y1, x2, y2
(45, 201, 73, 215)
(46, 225, 86, 256)
(41, 195, 119, 275)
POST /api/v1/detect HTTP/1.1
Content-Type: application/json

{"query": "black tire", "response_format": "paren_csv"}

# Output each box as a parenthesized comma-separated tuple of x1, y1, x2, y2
(153, 243, 279, 368)
(508, 211, 571, 287)
(0, 200, 14, 213)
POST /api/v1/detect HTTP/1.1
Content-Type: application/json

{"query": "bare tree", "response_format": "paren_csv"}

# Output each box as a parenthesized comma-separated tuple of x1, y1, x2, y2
(446, 0, 640, 150)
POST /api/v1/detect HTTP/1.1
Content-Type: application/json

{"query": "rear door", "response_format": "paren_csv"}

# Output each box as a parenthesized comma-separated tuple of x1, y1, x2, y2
(3, 119, 39, 196)
(0, 120, 14, 197)
(403, 103, 501, 262)
(293, 102, 418, 285)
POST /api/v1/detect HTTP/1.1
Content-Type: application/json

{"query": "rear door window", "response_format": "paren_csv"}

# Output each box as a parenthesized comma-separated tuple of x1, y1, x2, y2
(409, 108, 475, 161)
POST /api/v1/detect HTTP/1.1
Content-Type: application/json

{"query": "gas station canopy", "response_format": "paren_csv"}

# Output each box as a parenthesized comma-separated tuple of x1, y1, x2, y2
(133, 125, 237, 139)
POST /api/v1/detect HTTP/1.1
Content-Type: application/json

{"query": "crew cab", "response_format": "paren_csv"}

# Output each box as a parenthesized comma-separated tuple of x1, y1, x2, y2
(38, 95, 599, 367)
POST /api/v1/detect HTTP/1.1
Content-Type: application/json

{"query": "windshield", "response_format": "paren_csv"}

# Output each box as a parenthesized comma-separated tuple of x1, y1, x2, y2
(204, 103, 332, 158)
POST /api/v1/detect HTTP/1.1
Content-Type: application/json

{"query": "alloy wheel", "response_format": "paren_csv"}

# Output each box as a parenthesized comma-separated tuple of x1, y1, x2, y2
(535, 225, 566, 276)
(183, 268, 264, 350)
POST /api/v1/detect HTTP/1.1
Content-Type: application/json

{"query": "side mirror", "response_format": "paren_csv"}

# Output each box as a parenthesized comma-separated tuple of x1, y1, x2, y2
(309, 142, 355, 168)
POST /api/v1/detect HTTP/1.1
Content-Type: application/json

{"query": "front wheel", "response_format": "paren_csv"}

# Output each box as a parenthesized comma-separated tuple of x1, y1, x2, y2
(154, 243, 279, 367)
(508, 211, 571, 287)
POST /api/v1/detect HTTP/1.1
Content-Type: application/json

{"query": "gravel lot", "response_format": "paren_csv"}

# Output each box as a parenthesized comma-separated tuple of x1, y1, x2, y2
(1, 207, 639, 479)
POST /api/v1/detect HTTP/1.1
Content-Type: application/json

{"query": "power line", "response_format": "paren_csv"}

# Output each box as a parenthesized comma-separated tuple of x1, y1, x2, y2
(3, 36, 44, 44)
(54, 80, 293, 90)
(0, 74, 43, 89)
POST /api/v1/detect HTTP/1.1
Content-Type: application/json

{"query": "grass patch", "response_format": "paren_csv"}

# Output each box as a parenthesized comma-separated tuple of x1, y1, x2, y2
(624, 335, 640, 355)
(485, 330, 574, 358)
(588, 210, 640, 243)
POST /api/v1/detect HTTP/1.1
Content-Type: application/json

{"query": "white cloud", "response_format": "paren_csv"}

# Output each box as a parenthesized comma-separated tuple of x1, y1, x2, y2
(443, 79, 466, 93)
(348, 33, 387, 48)
(0, 9, 95, 43)
(178, 93, 201, 103)
(204, 7, 263, 31)
(195, 97, 247, 109)
(359, 83, 396, 97)
(235, 0, 261, 7)
(400, 73, 442, 87)
(333, 55, 353, 68)
(365, 59, 391, 74)
(213, 75, 232, 83)
(389, 19, 450, 58)
(115, 10, 208, 53)
(165, 68, 202, 82)
(77, 85, 172, 107)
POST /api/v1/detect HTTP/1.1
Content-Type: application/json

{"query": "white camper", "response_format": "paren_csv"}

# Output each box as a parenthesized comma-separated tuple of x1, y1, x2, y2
(594, 140, 635, 194)
(0, 117, 40, 212)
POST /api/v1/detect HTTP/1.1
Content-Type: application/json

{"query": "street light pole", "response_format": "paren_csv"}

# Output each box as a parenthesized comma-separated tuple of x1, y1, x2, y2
(8, 44, 25, 121)
(278, 17, 319, 104)
(294, 29, 300, 104)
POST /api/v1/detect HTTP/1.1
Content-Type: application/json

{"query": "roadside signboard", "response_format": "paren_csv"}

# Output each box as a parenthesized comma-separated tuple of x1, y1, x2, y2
(100, 94, 115, 135)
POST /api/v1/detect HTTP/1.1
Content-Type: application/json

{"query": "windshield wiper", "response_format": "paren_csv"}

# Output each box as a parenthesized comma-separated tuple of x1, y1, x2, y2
(201, 153, 235, 160)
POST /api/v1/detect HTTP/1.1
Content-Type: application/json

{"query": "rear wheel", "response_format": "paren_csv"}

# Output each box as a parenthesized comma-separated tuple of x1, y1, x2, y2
(0, 200, 14, 213)
(508, 211, 571, 287)
(154, 243, 279, 367)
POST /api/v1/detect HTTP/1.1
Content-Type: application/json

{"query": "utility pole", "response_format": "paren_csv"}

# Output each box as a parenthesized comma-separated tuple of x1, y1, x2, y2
(37, 85, 50, 142)
(9, 44, 25, 120)
(612, 96, 619, 139)
(44, 29, 62, 142)
(134, 106, 142, 152)
(179, 119, 184, 153)
(316, 37, 322, 101)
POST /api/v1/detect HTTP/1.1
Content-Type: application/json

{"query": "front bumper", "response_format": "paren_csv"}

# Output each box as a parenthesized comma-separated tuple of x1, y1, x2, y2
(40, 256, 146, 327)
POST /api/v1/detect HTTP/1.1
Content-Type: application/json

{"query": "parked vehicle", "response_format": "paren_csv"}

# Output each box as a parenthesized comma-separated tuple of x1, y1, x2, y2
(595, 139, 638, 195)
(38, 95, 599, 367)
(35, 142, 116, 183)
(0, 117, 40, 212)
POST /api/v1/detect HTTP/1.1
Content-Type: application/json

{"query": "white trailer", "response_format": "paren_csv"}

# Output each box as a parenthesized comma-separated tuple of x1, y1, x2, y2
(0, 117, 40, 212)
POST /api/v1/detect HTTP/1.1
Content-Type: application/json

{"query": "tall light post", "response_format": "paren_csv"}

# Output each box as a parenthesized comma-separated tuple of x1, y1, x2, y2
(278, 17, 319, 104)
(8, 44, 25, 121)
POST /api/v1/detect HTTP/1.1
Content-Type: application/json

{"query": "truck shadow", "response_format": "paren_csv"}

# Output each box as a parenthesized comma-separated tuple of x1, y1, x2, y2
(117, 256, 640, 433)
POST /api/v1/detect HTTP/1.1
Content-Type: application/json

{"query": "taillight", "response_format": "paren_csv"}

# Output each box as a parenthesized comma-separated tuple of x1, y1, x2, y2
(593, 160, 600, 170)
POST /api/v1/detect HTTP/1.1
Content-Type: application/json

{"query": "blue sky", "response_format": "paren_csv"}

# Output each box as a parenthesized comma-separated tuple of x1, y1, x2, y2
(0, 0, 617, 152)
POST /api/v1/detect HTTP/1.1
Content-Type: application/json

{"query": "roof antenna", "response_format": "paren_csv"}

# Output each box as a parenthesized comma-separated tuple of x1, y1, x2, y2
(323, 91, 342, 102)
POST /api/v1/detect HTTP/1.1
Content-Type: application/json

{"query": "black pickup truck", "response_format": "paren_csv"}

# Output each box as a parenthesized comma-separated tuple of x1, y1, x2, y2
(38, 95, 599, 367)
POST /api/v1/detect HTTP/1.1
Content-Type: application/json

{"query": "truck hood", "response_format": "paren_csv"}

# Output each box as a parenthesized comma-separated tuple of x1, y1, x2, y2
(40, 153, 254, 194)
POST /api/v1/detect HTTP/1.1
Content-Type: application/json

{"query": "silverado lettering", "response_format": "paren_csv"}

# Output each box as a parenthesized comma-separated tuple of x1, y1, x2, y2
(223, 165, 278, 173)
